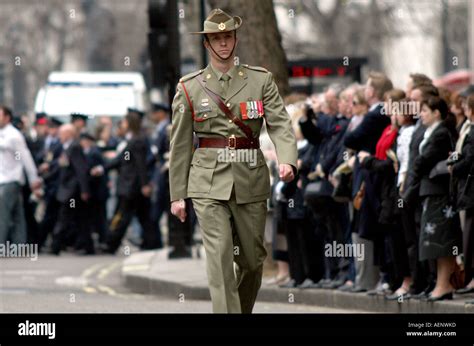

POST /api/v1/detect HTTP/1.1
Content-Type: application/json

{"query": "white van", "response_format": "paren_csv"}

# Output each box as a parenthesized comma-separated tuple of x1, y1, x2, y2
(34, 72, 148, 125)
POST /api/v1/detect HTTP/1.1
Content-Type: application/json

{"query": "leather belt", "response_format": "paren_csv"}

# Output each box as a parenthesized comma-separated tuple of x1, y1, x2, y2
(198, 136, 260, 149)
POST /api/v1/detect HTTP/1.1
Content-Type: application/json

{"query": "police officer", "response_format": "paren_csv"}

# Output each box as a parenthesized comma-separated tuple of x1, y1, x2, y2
(169, 9, 297, 313)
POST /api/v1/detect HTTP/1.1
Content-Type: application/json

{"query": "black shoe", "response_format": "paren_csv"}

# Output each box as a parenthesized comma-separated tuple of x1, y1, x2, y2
(338, 283, 354, 292)
(350, 286, 367, 293)
(385, 292, 411, 301)
(75, 248, 95, 256)
(322, 279, 345, 289)
(455, 286, 474, 295)
(297, 278, 316, 289)
(279, 279, 296, 288)
(424, 291, 453, 302)
(312, 278, 330, 289)
(168, 247, 192, 259)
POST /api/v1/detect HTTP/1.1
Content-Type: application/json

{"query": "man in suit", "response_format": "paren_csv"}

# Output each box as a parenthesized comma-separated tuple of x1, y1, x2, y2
(343, 71, 393, 293)
(169, 9, 297, 313)
(80, 132, 109, 246)
(38, 118, 64, 250)
(92, 111, 158, 253)
(50, 124, 93, 255)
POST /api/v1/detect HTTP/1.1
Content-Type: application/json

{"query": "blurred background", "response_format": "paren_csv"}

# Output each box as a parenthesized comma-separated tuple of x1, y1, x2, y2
(0, 0, 472, 117)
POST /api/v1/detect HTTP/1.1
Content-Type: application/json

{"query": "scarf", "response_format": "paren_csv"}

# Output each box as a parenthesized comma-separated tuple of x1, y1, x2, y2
(375, 125, 398, 160)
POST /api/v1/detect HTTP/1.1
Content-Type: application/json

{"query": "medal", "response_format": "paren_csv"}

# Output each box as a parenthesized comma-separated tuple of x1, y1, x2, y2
(240, 102, 248, 120)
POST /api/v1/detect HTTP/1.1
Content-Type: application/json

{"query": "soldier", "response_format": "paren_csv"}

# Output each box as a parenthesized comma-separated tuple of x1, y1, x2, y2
(169, 9, 297, 313)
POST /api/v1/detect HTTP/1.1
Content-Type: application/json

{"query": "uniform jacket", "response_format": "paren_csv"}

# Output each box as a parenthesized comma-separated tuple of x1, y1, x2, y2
(169, 64, 298, 204)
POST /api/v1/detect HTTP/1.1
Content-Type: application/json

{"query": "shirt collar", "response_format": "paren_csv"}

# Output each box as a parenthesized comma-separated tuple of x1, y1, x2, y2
(209, 63, 237, 80)
(369, 102, 383, 112)
(63, 139, 73, 150)
(424, 120, 442, 139)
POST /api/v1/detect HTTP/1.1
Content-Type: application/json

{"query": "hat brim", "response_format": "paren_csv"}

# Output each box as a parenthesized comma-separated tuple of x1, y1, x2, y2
(189, 16, 242, 34)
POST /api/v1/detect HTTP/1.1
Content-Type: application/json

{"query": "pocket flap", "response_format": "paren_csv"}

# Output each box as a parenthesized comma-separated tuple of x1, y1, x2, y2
(194, 112, 219, 122)
(192, 152, 218, 168)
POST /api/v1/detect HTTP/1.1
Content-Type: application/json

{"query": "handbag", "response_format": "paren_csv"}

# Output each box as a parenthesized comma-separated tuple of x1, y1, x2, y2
(450, 262, 466, 290)
(429, 159, 449, 179)
(353, 182, 365, 211)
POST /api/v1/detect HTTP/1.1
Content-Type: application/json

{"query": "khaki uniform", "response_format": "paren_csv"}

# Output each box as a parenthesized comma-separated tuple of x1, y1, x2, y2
(169, 9, 297, 313)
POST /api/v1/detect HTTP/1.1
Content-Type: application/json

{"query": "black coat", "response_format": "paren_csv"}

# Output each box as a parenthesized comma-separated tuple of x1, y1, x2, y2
(85, 147, 109, 201)
(452, 124, 474, 208)
(56, 141, 90, 203)
(404, 123, 453, 202)
(105, 136, 149, 198)
(360, 141, 399, 225)
(344, 104, 390, 154)
(41, 139, 63, 200)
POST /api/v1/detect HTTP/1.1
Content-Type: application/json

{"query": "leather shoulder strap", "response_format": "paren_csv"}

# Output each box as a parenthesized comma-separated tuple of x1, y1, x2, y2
(195, 75, 255, 141)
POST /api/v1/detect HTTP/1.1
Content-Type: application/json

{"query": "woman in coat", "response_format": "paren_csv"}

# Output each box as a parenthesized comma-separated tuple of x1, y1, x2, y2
(406, 96, 462, 301)
(450, 94, 474, 293)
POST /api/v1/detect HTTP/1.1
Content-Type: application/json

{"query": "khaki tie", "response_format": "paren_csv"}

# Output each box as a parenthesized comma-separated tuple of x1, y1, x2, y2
(220, 73, 231, 96)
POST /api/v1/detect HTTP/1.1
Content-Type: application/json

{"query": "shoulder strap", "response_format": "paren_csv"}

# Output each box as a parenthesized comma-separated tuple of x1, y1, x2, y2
(195, 75, 255, 141)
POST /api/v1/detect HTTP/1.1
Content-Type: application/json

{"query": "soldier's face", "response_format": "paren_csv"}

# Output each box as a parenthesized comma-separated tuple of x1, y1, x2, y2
(205, 32, 237, 60)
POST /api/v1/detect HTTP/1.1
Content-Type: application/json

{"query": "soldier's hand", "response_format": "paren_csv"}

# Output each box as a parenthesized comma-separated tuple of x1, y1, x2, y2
(279, 164, 294, 183)
(171, 199, 187, 223)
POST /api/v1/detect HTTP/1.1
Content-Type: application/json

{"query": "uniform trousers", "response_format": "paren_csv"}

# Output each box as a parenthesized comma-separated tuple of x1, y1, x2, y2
(192, 185, 267, 313)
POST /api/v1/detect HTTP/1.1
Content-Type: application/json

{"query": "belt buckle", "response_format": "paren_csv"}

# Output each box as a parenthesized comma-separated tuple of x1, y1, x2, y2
(228, 135, 236, 149)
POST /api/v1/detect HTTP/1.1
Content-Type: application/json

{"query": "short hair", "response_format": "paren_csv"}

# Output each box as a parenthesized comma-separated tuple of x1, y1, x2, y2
(353, 88, 368, 106)
(384, 88, 406, 102)
(409, 73, 432, 88)
(0, 105, 13, 119)
(414, 84, 439, 99)
(368, 71, 393, 100)
(422, 96, 448, 120)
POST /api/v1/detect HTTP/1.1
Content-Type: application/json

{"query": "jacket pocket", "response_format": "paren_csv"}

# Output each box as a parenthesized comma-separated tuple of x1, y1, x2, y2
(247, 153, 270, 196)
(187, 152, 217, 193)
(193, 111, 218, 133)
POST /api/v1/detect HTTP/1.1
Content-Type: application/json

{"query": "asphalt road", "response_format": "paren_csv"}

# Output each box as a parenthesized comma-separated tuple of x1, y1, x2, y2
(0, 253, 360, 313)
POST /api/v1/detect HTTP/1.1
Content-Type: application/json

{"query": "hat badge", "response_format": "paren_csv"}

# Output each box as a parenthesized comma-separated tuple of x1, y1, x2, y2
(218, 22, 226, 31)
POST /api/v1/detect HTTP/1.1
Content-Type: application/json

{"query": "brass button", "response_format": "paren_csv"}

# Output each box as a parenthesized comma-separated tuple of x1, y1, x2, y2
(226, 103, 231, 107)
(203, 114, 207, 118)
(228, 119, 233, 123)
(206, 74, 211, 79)
(238, 71, 244, 76)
